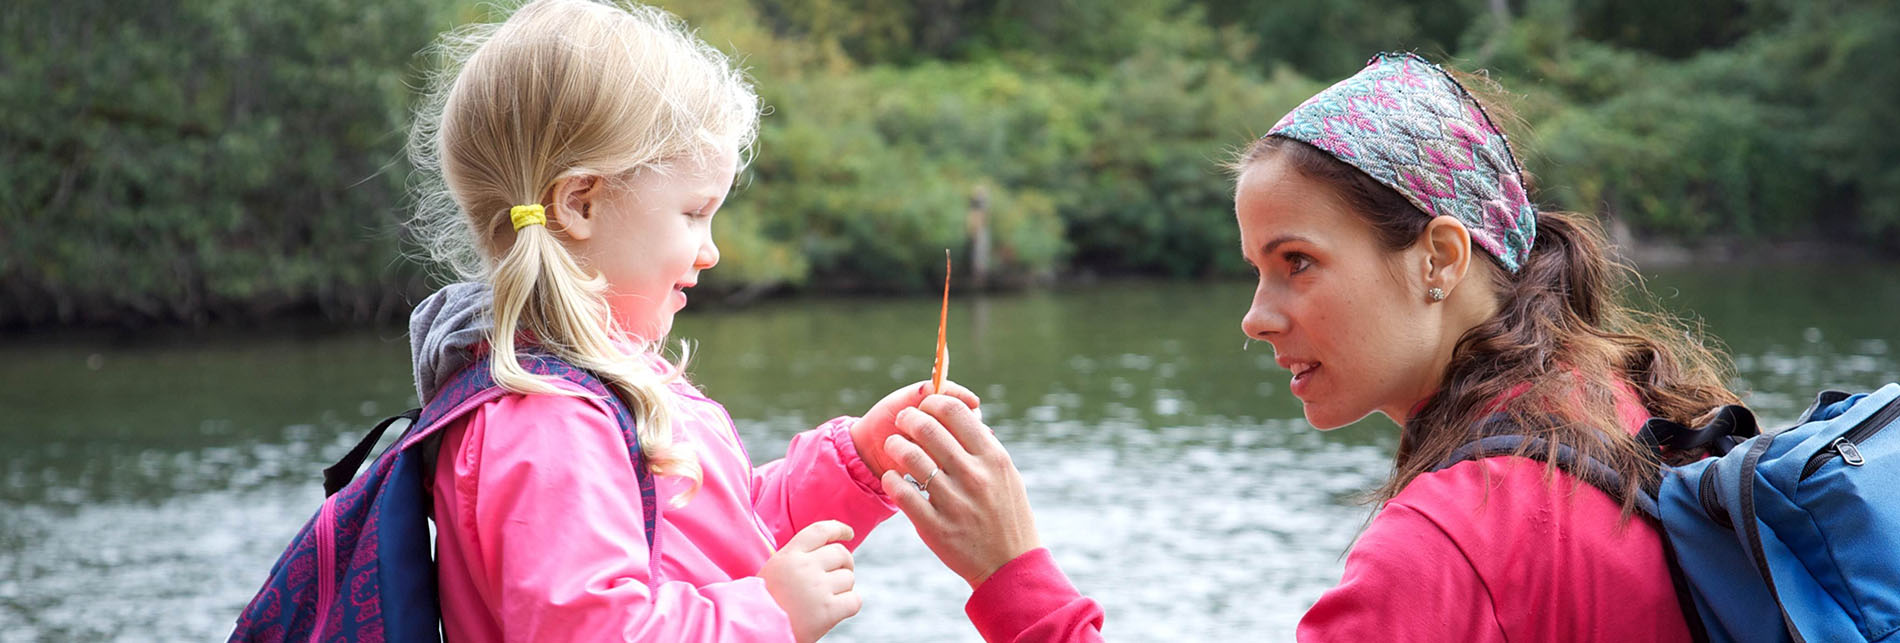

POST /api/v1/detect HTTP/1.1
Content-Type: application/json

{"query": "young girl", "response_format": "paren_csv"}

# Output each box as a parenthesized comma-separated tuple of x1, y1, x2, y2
(402, 1, 978, 640)
(1235, 52, 1740, 640)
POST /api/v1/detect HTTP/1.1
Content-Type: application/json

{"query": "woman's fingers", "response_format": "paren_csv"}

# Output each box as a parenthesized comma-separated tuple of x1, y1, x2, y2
(895, 405, 968, 470)
(917, 394, 1003, 458)
(882, 431, 941, 480)
(882, 468, 936, 518)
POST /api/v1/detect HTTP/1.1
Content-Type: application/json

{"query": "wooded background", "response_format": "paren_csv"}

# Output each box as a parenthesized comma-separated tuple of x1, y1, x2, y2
(5, 0, 1895, 327)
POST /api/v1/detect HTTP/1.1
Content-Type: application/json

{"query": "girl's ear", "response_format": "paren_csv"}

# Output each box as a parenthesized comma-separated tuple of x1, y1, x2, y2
(547, 175, 602, 241)
(1419, 215, 1473, 299)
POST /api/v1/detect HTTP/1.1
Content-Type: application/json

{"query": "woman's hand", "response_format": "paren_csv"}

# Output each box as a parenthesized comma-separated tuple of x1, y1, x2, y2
(851, 380, 980, 477)
(760, 520, 861, 643)
(879, 395, 1041, 590)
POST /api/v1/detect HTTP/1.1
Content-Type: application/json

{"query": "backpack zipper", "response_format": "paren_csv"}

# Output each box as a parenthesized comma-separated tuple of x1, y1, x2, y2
(308, 499, 338, 643)
(1800, 396, 1900, 479)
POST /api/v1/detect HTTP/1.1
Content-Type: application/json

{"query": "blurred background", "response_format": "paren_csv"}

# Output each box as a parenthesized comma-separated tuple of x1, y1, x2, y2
(3, 0, 1898, 640)
(6, 0, 1899, 323)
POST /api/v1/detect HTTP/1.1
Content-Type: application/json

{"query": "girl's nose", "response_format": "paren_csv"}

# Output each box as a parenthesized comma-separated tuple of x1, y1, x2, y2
(694, 235, 720, 271)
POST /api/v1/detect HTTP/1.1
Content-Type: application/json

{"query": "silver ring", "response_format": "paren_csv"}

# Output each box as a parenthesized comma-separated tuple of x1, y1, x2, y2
(918, 469, 941, 493)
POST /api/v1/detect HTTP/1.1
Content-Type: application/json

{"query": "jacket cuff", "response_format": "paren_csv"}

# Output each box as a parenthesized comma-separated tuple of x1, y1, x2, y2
(965, 548, 1084, 642)
(822, 416, 889, 497)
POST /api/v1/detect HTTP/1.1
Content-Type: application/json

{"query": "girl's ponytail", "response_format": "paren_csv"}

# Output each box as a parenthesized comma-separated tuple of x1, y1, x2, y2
(407, 0, 760, 503)
(488, 206, 702, 502)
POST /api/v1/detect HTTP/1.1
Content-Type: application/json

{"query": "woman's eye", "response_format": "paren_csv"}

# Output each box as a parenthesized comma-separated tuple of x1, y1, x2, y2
(1286, 253, 1313, 274)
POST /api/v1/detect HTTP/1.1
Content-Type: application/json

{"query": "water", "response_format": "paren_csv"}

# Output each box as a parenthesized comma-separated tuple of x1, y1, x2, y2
(2, 265, 1896, 641)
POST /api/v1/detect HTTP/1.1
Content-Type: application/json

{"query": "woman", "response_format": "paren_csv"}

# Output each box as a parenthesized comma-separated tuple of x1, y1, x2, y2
(886, 52, 1740, 641)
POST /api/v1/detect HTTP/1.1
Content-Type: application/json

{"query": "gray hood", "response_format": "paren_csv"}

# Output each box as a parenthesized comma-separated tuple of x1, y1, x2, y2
(409, 282, 493, 405)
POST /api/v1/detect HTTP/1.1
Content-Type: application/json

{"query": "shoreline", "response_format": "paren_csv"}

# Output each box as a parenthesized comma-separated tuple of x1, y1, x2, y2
(2, 239, 1888, 336)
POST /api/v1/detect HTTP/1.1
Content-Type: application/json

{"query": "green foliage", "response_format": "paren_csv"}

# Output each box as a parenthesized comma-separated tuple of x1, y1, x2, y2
(720, 61, 1081, 291)
(1487, 0, 1900, 243)
(1, 0, 456, 326)
(5, 0, 1896, 327)
(1198, 0, 1484, 79)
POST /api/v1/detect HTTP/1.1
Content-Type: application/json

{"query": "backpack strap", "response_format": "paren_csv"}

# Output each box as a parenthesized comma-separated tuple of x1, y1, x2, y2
(1636, 405, 1759, 460)
(323, 351, 659, 553)
(325, 409, 423, 496)
(1733, 432, 1806, 643)
(1430, 415, 1709, 642)
(1432, 431, 1661, 518)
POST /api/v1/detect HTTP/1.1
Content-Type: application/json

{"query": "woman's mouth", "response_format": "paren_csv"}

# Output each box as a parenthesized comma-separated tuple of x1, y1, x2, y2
(1286, 361, 1320, 397)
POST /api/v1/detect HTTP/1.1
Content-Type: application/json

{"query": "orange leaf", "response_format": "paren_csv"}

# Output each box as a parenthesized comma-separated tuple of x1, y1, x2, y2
(931, 250, 951, 395)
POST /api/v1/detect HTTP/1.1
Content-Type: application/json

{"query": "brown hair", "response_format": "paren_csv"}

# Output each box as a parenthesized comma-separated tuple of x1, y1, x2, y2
(1236, 75, 1740, 516)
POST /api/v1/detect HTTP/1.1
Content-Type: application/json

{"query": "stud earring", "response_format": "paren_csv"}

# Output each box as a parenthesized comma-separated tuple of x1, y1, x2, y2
(1428, 287, 1446, 302)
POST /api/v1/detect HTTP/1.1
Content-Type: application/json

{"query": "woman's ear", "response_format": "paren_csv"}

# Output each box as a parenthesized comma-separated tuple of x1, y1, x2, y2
(546, 175, 602, 241)
(1420, 215, 1473, 299)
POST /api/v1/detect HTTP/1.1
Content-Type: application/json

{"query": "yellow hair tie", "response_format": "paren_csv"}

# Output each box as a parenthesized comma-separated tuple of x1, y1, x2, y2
(510, 204, 547, 230)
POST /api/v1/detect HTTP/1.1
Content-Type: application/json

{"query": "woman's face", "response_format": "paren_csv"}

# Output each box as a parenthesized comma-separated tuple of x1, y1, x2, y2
(1235, 155, 1447, 429)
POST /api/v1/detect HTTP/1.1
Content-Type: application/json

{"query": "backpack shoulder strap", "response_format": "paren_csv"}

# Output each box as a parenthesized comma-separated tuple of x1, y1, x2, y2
(1431, 414, 1709, 642)
(1430, 429, 1661, 519)
(328, 351, 659, 552)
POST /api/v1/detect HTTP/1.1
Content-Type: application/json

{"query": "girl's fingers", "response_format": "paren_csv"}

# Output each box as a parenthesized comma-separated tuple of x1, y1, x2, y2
(824, 567, 856, 595)
(933, 380, 982, 410)
(813, 542, 854, 571)
(785, 520, 854, 553)
(833, 590, 863, 621)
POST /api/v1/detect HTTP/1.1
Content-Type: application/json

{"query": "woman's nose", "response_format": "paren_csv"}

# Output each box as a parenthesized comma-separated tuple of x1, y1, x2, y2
(1241, 292, 1288, 340)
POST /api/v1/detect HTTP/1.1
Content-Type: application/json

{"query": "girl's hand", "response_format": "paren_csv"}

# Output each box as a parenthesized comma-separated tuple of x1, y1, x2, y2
(851, 380, 980, 477)
(761, 520, 860, 643)
(879, 395, 1041, 590)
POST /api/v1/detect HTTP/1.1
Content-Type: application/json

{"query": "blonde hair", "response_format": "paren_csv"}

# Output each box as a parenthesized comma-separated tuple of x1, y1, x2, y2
(407, 0, 760, 500)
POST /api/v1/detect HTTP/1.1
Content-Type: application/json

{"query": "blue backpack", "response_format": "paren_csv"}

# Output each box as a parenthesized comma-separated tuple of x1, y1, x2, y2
(228, 352, 656, 642)
(1435, 383, 1900, 643)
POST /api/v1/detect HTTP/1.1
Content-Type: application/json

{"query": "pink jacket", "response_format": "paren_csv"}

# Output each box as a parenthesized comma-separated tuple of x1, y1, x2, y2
(965, 548, 1105, 642)
(1296, 386, 1692, 641)
(960, 383, 1689, 643)
(428, 375, 897, 642)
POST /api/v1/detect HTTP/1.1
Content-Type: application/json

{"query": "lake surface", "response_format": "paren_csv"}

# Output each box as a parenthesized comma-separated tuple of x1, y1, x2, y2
(3, 265, 1896, 641)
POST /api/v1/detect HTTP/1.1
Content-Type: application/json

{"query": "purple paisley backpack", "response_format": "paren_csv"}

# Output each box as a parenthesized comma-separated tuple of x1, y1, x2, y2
(229, 352, 657, 642)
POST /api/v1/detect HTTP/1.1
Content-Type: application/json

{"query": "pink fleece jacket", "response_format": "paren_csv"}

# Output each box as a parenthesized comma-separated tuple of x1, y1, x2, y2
(1296, 386, 1692, 641)
(965, 548, 1104, 642)
(429, 375, 897, 642)
(961, 384, 1691, 642)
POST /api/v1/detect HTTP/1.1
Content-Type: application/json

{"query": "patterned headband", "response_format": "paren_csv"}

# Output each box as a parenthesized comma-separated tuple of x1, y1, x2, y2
(1266, 52, 1536, 272)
